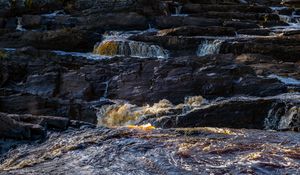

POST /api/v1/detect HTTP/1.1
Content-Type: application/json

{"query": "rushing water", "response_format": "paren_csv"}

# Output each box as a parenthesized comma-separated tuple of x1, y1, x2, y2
(1, 127, 300, 174)
(52, 50, 110, 60)
(270, 6, 300, 32)
(171, 4, 188, 17)
(197, 39, 223, 56)
(16, 17, 26, 32)
(265, 103, 300, 130)
(94, 40, 169, 59)
(268, 74, 300, 86)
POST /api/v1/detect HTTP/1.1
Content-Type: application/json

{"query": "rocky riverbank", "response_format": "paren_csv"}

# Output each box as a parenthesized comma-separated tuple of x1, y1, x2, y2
(1, 0, 300, 174)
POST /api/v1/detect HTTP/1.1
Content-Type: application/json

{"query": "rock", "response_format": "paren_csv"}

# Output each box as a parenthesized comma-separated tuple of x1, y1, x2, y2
(182, 4, 272, 14)
(155, 16, 222, 29)
(84, 12, 148, 31)
(0, 28, 101, 52)
(158, 26, 236, 36)
(23, 72, 59, 97)
(4, 17, 17, 30)
(237, 28, 271, 36)
(0, 112, 45, 140)
(223, 21, 259, 30)
(156, 98, 274, 129)
(108, 55, 287, 105)
(7, 113, 69, 130)
(221, 36, 300, 61)
(21, 15, 42, 29)
(60, 72, 93, 101)
(133, 94, 300, 131)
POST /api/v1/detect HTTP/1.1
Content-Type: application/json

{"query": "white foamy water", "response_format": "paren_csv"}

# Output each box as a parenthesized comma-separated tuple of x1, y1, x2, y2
(268, 74, 300, 86)
(16, 17, 26, 31)
(42, 10, 66, 18)
(171, 5, 188, 17)
(197, 39, 223, 56)
(52, 50, 110, 60)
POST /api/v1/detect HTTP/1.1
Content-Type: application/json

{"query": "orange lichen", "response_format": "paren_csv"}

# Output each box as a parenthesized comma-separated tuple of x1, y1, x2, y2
(93, 40, 118, 56)
(127, 123, 156, 131)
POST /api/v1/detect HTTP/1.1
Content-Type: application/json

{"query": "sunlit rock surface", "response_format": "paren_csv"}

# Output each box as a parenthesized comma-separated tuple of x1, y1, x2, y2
(1, 127, 300, 174)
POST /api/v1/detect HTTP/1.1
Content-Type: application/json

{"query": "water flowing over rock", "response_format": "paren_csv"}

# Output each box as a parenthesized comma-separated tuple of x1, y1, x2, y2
(265, 102, 300, 131)
(93, 40, 169, 59)
(197, 39, 224, 56)
(2, 0, 300, 174)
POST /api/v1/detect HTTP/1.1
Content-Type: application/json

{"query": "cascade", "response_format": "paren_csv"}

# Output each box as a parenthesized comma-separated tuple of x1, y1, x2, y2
(100, 80, 110, 101)
(16, 17, 26, 31)
(264, 103, 300, 130)
(93, 40, 169, 59)
(197, 39, 223, 56)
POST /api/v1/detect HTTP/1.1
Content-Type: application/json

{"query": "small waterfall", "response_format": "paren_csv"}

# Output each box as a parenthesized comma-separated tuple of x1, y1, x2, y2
(175, 5, 182, 15)
(94, 40, 169, 59)
(264, 103, 300, 131)
(171, 5, 188, 17)
(197, 39, 223, 57)
(279, 15, 293, 23)
(16, 17, 26, 31)
(100, 80, 110, 101)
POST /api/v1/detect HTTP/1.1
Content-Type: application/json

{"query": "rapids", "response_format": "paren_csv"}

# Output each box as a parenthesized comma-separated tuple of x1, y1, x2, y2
(1, 127, 300, 174)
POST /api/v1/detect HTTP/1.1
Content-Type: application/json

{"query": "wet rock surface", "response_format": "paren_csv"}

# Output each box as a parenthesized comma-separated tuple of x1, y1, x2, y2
(1, 0, 300, 174)
(1, 127, 300, 174)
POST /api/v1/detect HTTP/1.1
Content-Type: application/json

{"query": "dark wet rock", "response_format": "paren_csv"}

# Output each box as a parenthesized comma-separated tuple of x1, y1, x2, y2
(237, 28, 271, 36)
(159, 98, 273, 129)
(155, 16, 222, 29)
(158, 26, 236, 36)
(182, 4, 272, 14)
(0, 28, 101, 52)
(84, 12, 148, 31)
(223, 21, 259, 30)
(0, 93, 99, 123)
(59, 71, 93, 101)
(4, 17, 17, 30)
(21, 15, 42, 29)
(130, 94, 300, 131)
(221, 35, 300, 61)
(69, 0, 166, 16)
(191, 11, 279, 22)
(23, 72, 59, 97)
(108, 55, 287, 105)
(234, 53, 300, 89)
(282, 0, 300, 7)
(7, 113, 69, 131)
(0, 112, 45, 140)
